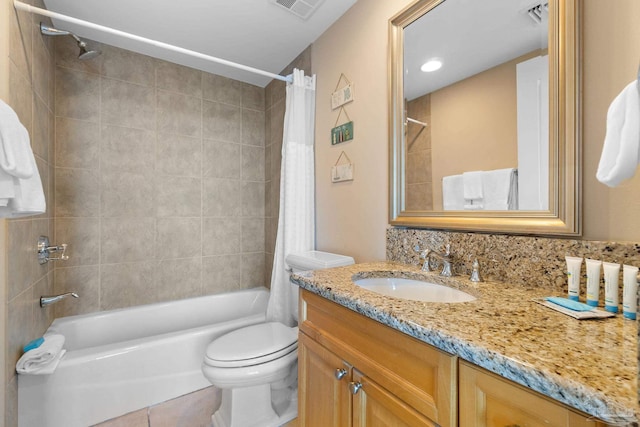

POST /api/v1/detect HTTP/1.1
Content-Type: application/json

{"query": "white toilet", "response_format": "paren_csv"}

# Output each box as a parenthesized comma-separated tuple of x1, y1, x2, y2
(202, 250, 355, 427)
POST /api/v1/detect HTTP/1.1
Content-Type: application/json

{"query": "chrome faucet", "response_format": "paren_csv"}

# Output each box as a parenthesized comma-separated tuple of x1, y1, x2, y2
(425, 244, 453, 277)
(40, 292, 79, 307)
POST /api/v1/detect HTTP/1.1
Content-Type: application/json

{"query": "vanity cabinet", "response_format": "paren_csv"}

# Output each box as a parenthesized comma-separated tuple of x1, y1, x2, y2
(298, 289, 457, 427)
(458, 361, 608, 426)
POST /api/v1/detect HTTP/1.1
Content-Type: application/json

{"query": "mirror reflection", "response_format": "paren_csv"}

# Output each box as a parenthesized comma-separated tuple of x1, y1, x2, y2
(403, 0, 550, 212)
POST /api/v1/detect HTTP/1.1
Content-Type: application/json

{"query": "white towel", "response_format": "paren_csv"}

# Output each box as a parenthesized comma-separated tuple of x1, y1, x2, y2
(596, 80, 640, 187)
(483, 168, 518, 210)
(16, 334, 66, 375)
(442, 174, 464, 210)
(462, 171, 484, 199)
(0, 100, 45, 217)
(0, 100, 34, 179)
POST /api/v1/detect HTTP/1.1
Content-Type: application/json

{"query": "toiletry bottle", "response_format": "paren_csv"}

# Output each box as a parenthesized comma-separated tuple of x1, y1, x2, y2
(585, 259, 602, 307)
(565, 256, 583, 301)
(622, 265, 639, 320)
(603, 262, 621, 313)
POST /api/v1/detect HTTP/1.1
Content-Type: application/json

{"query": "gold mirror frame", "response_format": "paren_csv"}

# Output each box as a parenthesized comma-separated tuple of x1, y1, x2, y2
(389, 0, 581, 236)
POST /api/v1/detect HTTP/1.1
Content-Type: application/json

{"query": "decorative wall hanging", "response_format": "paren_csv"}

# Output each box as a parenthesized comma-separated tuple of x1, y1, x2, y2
(331, 73, 354, 110)
(331, 150, 354, 183)
(331, 107, 354, 145)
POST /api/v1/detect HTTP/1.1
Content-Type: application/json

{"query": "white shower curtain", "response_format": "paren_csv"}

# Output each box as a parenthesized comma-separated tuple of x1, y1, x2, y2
(267, 69, 316, 327)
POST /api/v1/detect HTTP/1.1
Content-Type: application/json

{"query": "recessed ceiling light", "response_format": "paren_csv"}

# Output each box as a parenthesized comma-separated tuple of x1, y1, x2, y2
(421, 59, 442, 72)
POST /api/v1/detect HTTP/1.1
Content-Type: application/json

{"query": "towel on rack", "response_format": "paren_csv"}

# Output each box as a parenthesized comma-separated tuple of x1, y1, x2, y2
(596, 80, 640, 187)
(482, 168, 518, 210)
(462, 171, 484, 200)
(442, 174, 464, 210)
(16, 334, 66, 375)
(0, 100, 45, 217)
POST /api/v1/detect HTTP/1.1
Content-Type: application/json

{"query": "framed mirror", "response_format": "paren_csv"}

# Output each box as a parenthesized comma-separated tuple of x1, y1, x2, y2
(389, 0, 581, 236)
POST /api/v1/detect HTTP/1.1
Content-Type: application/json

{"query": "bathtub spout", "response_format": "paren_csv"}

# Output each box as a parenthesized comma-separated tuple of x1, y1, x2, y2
(40, 292, 79, 307)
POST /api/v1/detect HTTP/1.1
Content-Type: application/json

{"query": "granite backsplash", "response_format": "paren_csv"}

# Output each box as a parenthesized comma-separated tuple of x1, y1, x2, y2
(386, 228, 640, 294)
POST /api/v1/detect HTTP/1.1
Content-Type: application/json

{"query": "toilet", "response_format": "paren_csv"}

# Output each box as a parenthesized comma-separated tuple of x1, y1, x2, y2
(202, 250, 355, 427)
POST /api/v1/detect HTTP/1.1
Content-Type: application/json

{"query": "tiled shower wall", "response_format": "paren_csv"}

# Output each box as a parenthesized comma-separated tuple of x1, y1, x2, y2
(405, 94, 432, 211)
(4, 5, 56, 427)
(51, 37, 268, 316)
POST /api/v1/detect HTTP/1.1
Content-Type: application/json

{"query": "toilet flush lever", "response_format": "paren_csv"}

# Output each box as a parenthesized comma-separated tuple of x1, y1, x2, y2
(37, 236, 69, 264)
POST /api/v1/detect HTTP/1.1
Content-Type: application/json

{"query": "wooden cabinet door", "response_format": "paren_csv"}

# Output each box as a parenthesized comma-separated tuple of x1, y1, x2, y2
(351, 370, 437, 427)
(298, 332, 352, 427)
(459, 361, 606, 427)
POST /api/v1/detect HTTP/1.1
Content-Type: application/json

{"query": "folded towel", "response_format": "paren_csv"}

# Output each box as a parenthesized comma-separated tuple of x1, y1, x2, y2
(462, 171, 484, 200)
(16, 334, 65, 375)
(442, 174, 464, 210)
(0, 153, 45, 218)
(596, 80, 640, 187)
(483, 168, 518, 210)
(464, 201, 484, 210)
(0, 100, 34, 179)
(0, 168, 15, 206)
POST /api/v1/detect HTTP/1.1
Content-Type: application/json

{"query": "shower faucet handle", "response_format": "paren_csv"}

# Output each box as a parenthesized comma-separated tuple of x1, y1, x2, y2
(37, 236, 69, 264)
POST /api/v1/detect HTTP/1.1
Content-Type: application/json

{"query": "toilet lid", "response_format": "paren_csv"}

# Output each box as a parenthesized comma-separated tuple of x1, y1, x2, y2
(205, 322, 298, 368)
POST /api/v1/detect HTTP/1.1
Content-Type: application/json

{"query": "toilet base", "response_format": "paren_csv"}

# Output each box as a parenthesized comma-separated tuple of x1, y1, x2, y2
(211, 384, 297, 427)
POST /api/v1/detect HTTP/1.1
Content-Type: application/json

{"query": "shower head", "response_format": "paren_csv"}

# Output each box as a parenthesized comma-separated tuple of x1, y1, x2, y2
(40, 22, 101, 60)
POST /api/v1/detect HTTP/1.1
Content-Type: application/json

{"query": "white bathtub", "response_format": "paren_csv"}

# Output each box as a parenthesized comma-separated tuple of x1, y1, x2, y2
(18, 287, 269, 427)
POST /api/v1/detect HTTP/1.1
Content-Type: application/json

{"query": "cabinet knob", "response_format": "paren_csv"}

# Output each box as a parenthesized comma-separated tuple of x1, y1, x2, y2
(334, 368, 347, 380)
(349, 381, 362, 395)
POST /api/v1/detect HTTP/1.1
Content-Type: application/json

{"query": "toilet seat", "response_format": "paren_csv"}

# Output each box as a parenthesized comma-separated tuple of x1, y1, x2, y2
(204, 322, 298, 368)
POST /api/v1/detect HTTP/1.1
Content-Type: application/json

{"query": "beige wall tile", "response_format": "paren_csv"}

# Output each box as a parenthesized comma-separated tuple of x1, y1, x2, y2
(156, 218, 201, 260)
(100, 262, 156, 310)
(53, 266, 100, 316)
(242, 83, 265, 111)
(55, 67, 100, 122)
(101, 171, 156, 218)
(156, 61, 202, 98)
(157, 90, 202, 138)
(202, 178, 241, 217)
(101, 77, 155, 130)
(241, 109, 265, 147)
(33, 273, 55, 334)
(9, 8, 32, 80)
(203, 101, 241, 143)
(148, 386, 219, 427)
(157, 134, 201, 177)
(241, 217, 265, 253)
(101, 125, 155, 174)
(203, 139, 241, 179)
(54, 168, 100, 217)
(202, 217, 240, 256)
(54, 217, 100, 266)
(55, 117, 100, 168)
(9, 62, 32, 136)
(241, 181, 265, 217)
(241, 145, 265, 182)
(101, 218, 156, 264)
(32, 95, 50, 162)
(154, 258, 202, 302)
(155, 176, 201, 217)
(5, 376, 18, 427)
(7, 220, 34, 300)
(202, 255, 240, 293)
(241, 252, 265, 288)
(7, 290, 32, 382)
(101, 45, 156, 87)
(406, 150, 432, 184)
(32, 32, 51, 104)
(202, 73, 242, 105)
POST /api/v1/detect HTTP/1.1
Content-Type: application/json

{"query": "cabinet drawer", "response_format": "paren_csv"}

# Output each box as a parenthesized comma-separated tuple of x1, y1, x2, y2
(300, 290, 457, 427)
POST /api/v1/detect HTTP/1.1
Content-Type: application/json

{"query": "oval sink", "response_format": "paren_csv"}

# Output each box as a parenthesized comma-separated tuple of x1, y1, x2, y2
(353, 277, 476, 303)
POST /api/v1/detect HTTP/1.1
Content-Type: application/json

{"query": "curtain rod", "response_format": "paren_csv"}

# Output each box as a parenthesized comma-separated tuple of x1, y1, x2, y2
(13, 0, 292, 83)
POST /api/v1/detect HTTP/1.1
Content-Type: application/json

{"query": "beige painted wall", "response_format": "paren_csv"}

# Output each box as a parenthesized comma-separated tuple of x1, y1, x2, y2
(313, 0, 640, 263)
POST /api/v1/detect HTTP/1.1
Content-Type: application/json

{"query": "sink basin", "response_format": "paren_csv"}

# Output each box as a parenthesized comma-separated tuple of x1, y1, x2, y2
(353, 277, 476, 303)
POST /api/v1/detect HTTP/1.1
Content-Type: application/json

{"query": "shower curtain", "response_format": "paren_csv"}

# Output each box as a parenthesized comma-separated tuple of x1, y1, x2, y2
(267, 69, 316, 327)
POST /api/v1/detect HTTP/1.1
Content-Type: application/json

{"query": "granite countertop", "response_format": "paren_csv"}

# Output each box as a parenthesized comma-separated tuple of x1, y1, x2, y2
(291, 261, 639, 425)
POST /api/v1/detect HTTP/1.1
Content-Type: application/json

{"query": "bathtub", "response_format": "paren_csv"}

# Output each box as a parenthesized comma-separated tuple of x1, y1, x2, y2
(18, 287, 269, 427)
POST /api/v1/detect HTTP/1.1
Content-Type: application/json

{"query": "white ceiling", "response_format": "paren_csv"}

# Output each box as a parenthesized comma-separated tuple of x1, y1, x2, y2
(42, 0, 357, 87)
(404, 0, 548, 100)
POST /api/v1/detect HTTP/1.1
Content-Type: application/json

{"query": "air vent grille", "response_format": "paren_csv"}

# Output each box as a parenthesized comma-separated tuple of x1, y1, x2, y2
(271, 0, 326, 20)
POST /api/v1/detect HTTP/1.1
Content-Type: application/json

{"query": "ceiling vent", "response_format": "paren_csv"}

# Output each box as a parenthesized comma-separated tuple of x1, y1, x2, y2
(271, 0, 326, 20)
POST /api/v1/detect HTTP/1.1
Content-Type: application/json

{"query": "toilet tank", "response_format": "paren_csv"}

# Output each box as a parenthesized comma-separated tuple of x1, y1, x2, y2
(285, 250, 355, 273)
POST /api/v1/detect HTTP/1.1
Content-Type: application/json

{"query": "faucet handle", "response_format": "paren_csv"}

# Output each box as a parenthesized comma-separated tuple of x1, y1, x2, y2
(470, 259, 483, 282)
(443, 243, 451, 256)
